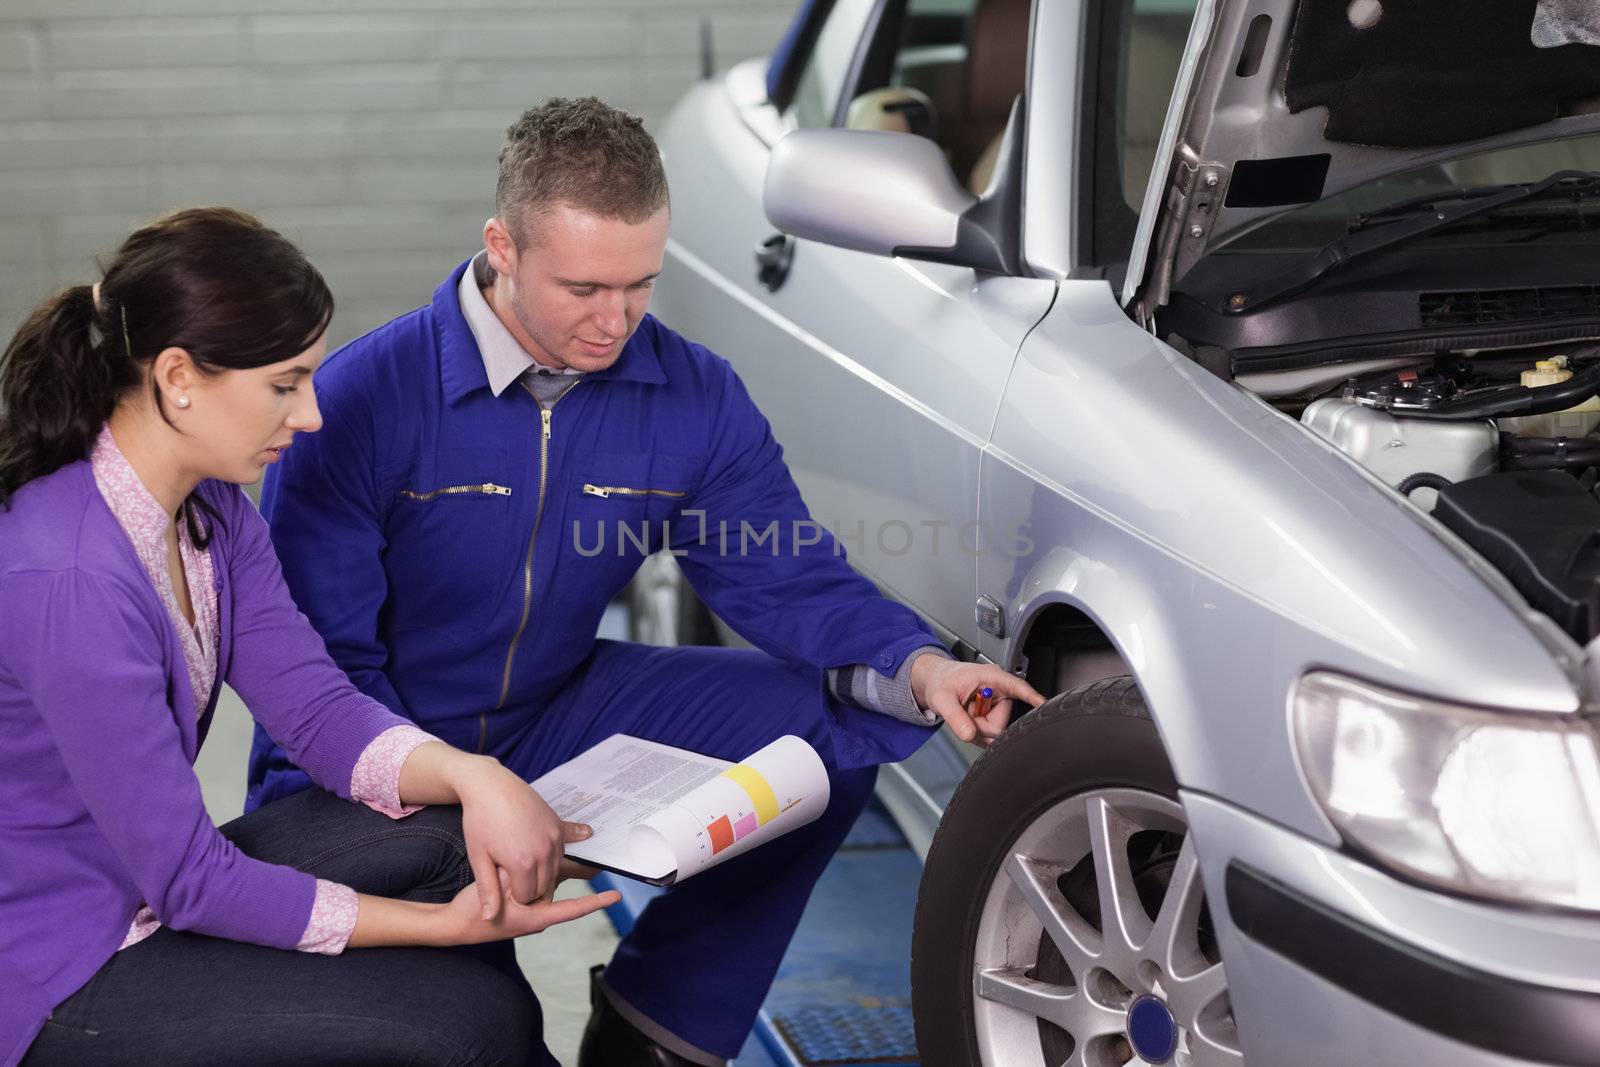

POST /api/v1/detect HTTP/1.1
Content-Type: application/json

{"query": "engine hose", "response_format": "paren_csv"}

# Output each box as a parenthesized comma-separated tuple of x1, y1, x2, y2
(1506, 450, 1600, 471)
(1401, 362, 1600, 421)
(1396, 472, 1453, 495)
(1504, 434, 1600, 455)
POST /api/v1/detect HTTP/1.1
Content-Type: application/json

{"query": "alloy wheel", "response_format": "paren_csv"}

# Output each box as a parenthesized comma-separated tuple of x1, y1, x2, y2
(970, 788, 1242, 1066)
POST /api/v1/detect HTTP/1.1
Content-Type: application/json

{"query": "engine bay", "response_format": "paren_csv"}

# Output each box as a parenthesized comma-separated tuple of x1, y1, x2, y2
(1246, 343, 1600, 642)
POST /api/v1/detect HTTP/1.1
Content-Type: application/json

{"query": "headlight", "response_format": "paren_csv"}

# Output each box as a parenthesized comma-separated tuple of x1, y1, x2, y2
(1292, 671, 1600, 910)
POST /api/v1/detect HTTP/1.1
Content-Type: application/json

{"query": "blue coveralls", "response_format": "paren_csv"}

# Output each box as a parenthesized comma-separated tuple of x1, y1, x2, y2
(246, 259, 939, 1059)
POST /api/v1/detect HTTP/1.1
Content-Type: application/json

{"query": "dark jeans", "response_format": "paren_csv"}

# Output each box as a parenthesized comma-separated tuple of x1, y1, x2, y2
(23, 790, 554, 1067)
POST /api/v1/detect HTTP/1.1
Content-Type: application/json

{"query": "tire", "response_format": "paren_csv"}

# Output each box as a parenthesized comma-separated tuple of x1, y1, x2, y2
(912, 677, 1241, 1067)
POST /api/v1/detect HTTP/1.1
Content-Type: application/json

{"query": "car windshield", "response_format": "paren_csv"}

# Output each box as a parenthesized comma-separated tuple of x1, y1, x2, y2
(1224, 134, 1600, 252)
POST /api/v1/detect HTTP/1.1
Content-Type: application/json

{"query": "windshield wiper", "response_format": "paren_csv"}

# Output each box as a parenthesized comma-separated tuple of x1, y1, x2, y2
(1352, 176, 1600, 234)
(1227, 171, 1600, 315)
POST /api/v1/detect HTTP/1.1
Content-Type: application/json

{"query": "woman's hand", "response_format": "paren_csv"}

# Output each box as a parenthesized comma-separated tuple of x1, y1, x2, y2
(350, 870, 617, 947)
(448, 755, 592, 919)
(347, 865, 612, 950)
(440, 872, 619, 945)
(395, 742, 598, 919)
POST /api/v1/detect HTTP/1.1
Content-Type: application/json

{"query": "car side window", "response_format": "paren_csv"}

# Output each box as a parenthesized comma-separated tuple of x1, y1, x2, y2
(845, 0, 1028, 197)
(788, 0, 883, 128)
(1084, 0, 1200, 271)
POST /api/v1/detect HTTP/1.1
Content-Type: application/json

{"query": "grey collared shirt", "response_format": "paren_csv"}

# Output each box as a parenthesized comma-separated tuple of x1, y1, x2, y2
(457, 250, 581, 397)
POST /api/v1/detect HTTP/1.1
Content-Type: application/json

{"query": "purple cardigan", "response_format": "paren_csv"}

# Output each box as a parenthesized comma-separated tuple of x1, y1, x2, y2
(0, 459, 412, 1065)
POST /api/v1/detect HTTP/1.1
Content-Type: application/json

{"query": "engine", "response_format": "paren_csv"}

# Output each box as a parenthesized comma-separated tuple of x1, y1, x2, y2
(1294, 349, 1600, 640)
(1300, 351, 1600, 490)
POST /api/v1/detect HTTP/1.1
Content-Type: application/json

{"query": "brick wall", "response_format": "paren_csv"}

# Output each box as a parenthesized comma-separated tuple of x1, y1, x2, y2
(0, 1, 793, 347)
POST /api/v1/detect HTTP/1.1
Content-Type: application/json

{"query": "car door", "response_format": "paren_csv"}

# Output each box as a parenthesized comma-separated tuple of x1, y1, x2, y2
(656, 0, 1057, 646)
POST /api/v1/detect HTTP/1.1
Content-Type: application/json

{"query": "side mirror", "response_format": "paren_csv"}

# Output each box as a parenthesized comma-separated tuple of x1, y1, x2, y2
(763, 98, 1024, 275)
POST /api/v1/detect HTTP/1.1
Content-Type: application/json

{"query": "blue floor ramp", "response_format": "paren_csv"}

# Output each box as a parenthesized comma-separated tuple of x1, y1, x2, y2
(592, 799, 922, 1067)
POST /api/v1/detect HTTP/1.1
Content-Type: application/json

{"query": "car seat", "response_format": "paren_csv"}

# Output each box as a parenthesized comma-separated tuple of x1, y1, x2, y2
(955, 0, 1030, 193)
(846, 85, 940, 140)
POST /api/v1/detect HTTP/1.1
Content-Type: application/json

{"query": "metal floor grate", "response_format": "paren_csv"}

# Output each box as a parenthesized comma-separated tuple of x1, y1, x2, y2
(770, 1005, 918, 1065)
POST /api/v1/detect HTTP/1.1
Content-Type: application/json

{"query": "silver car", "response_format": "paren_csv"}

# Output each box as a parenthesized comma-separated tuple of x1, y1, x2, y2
(649, 0, 1600, 1063)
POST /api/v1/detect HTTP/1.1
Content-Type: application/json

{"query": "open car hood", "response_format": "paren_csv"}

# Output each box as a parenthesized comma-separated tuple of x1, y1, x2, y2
(1127, 0, 1600, 312)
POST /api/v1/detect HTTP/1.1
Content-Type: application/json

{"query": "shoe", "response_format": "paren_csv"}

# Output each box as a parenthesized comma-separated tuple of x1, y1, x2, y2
(577, 964, 726, 1067)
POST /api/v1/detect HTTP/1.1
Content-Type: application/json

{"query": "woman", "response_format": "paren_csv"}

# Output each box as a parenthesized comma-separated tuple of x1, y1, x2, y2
(0, 207, 618, 1067)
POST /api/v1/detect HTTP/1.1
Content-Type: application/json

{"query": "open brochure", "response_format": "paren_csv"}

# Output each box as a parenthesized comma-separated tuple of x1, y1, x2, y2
(530, 734, 829, 886)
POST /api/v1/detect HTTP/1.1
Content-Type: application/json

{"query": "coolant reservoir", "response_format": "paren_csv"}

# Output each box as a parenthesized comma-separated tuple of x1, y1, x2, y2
(1302, 399, 1499, 487)
(1500, 358, 1600, 438)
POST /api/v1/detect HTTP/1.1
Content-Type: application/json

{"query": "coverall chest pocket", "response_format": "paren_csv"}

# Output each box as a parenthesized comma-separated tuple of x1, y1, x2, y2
(569, 451, 700, 560)
(387, 447, 516, 616)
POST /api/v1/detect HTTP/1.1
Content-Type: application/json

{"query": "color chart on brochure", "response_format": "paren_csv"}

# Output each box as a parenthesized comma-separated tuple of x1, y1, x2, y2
(532, 734, 829, 886)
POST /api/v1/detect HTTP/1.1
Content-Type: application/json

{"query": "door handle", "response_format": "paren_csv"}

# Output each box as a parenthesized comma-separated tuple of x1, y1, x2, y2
(755, 232, 795, 292)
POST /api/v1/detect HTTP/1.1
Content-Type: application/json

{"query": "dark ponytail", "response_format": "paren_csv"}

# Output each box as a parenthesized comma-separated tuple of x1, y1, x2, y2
(0, 207, 334, 538)
(0, 284, 143, 506)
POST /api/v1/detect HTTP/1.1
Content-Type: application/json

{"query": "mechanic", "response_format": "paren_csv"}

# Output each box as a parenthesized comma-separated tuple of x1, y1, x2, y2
(245, 96, 1043, 1067)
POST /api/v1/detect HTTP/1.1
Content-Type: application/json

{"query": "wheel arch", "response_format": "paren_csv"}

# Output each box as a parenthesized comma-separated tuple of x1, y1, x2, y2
(1013, 598, 1135, 701)
(1002, 586, 1198, 789)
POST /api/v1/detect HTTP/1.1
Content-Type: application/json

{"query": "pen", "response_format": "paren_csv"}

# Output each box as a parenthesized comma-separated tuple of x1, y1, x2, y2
(972, 686, 993, 717)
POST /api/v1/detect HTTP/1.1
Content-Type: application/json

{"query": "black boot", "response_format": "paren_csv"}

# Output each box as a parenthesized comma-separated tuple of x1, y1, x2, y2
(577, 964, 725, 1067)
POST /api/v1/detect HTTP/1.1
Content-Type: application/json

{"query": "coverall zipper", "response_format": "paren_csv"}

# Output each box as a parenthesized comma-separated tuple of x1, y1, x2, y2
(580, 484, 687, 499)
(399, 483, 512, 501)
(484, 380, 580, 751)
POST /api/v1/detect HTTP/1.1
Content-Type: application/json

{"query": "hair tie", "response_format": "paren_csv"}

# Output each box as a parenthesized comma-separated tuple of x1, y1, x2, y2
(92, 283, 133, 360)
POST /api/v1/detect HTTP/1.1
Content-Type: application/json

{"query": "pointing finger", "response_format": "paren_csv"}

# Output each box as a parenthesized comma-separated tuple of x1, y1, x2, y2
(1007, 676, 1047, 708)
(521, 890, 622, 934)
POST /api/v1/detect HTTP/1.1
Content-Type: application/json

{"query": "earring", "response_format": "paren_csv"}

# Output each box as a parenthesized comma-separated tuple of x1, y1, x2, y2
(175, 396, 190, 409)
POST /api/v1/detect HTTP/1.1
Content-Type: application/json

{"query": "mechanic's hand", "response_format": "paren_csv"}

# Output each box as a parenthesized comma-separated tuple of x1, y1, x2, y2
(443, 870, 619, 945)
(452, 757, 592, 919)
(910, 654, 1046, 747)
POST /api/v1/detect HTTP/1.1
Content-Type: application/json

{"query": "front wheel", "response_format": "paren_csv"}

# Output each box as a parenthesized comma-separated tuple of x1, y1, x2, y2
(912, 677, 1242, 1067)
